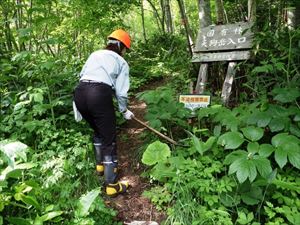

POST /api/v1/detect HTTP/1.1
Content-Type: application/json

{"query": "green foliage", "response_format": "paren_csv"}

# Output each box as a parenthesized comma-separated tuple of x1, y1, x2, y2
(138, 87, 190, 132)
(243, 26, 300, 99)
(142, 141, 171, 166)
(141, 87, 300, 224)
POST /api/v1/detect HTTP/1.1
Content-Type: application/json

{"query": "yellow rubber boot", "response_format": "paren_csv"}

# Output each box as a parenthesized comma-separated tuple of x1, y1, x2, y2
(106, 181, 129, 197)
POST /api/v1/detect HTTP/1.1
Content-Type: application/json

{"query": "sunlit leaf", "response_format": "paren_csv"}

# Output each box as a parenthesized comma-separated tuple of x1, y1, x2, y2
(76, 188, 100, 217)
(142, 141, 171, 166)
(0, 140, 28, 166)
(40, 211, 63, 222)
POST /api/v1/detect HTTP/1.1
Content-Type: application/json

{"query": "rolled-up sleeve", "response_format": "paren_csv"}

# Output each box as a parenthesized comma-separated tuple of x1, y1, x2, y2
(115, 63, 130, 112)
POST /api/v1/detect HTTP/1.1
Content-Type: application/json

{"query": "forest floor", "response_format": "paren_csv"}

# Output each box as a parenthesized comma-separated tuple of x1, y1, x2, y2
(105, 79, 167, 225)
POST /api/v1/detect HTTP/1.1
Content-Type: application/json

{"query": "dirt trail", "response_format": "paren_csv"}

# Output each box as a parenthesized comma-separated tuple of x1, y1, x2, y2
(107, 80, 167, 224)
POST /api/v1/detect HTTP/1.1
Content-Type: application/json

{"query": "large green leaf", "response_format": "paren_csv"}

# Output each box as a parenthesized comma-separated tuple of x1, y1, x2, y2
(247, 112, 271, 127)
(241, 126, 264, 142)
(247, 142, 259, 153)
(14, 193, 40, 209)
(241, 185, 263, 205)
(287, 147, 300, 169)
(229, 158, 257, 183)
(217, 132, 244, 150)
(224, 150, 247, 165)
(253, 156, 272, 178)
(142, 141, 171, 166)
(229, 158, 245, 176)
(272, 133, 300, 169)
(272, 133, 300, 148)
(272, 87, 300, 103)
(242, 160, 257, 182)
(259, 144, 275, 157)
(268, 118, 285, 132)
(274, 147, 288, 168)
(271, 133, 289, 147)
(76, 188, 100, 217)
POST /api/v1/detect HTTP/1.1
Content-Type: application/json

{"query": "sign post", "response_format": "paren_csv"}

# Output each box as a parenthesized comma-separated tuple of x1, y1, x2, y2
(192, 22, 253, 105)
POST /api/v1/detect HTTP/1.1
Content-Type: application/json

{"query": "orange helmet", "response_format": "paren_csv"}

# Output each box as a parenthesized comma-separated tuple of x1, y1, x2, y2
(108, 29, 131, 49)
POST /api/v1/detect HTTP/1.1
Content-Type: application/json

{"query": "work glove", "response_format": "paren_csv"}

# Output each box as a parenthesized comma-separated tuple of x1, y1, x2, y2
(123, 109, 134, 120)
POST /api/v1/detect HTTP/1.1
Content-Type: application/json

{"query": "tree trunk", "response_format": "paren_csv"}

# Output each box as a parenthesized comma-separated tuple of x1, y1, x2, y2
(215, 0, 225, 24)
(164, 0, 173, 33)
(195, 0, 212, 93)
(247, 0, 256, 22)
(141, 0, 147, 41)
(177, 0, 194, 57)
(197, 0, 212, 28)
(1, 1, 18, 52)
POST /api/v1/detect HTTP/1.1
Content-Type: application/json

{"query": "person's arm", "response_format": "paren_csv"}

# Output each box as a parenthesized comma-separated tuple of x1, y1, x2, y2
(115, 63, 134, 119)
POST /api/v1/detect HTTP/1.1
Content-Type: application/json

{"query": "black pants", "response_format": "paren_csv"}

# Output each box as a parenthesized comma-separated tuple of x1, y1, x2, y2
(74, 82, 116, 149)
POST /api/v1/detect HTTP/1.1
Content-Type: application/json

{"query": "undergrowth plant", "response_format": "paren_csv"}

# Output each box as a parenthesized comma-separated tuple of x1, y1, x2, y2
(141, 86, 300, 225)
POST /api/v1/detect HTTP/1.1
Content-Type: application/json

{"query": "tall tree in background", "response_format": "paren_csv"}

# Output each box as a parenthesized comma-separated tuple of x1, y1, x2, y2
(195, 0, 212, 93)
(197, 0, 212, 28)
(140, 0, 147, 41)
(215, 0, 226, 24)
(177, 0, 194, 56)
(163, 0, 173, 33)
(248, 0, 256, 22)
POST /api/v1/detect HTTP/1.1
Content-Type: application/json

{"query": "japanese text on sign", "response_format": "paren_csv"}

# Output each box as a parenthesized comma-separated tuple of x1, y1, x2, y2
(179, 95, 211, 111)
(194, 22, 253, 52)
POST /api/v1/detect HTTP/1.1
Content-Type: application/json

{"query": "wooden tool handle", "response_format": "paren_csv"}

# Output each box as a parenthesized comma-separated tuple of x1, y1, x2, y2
(132, 116, 178, 145)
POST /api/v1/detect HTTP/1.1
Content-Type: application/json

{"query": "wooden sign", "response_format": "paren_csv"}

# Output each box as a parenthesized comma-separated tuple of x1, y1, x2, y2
(179, 94, 211, 110)
(194, 22, 253, 52)
(192, 51, 251, 62)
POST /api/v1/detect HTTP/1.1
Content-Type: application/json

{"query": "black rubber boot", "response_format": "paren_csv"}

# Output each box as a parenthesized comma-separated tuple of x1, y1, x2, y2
(103, 149, 128, 197)
(93, 136, 104, 176)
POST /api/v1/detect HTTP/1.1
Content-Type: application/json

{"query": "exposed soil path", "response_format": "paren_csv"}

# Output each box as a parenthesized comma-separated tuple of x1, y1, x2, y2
(106, 80, 167, 224)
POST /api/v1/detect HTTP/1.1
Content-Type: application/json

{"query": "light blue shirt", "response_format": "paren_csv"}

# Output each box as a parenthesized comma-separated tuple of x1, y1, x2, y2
(79, 49, 130, 112)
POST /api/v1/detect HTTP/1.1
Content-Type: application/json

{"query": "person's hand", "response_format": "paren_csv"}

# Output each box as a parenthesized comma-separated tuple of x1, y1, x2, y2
(123, 109, 134, 120)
